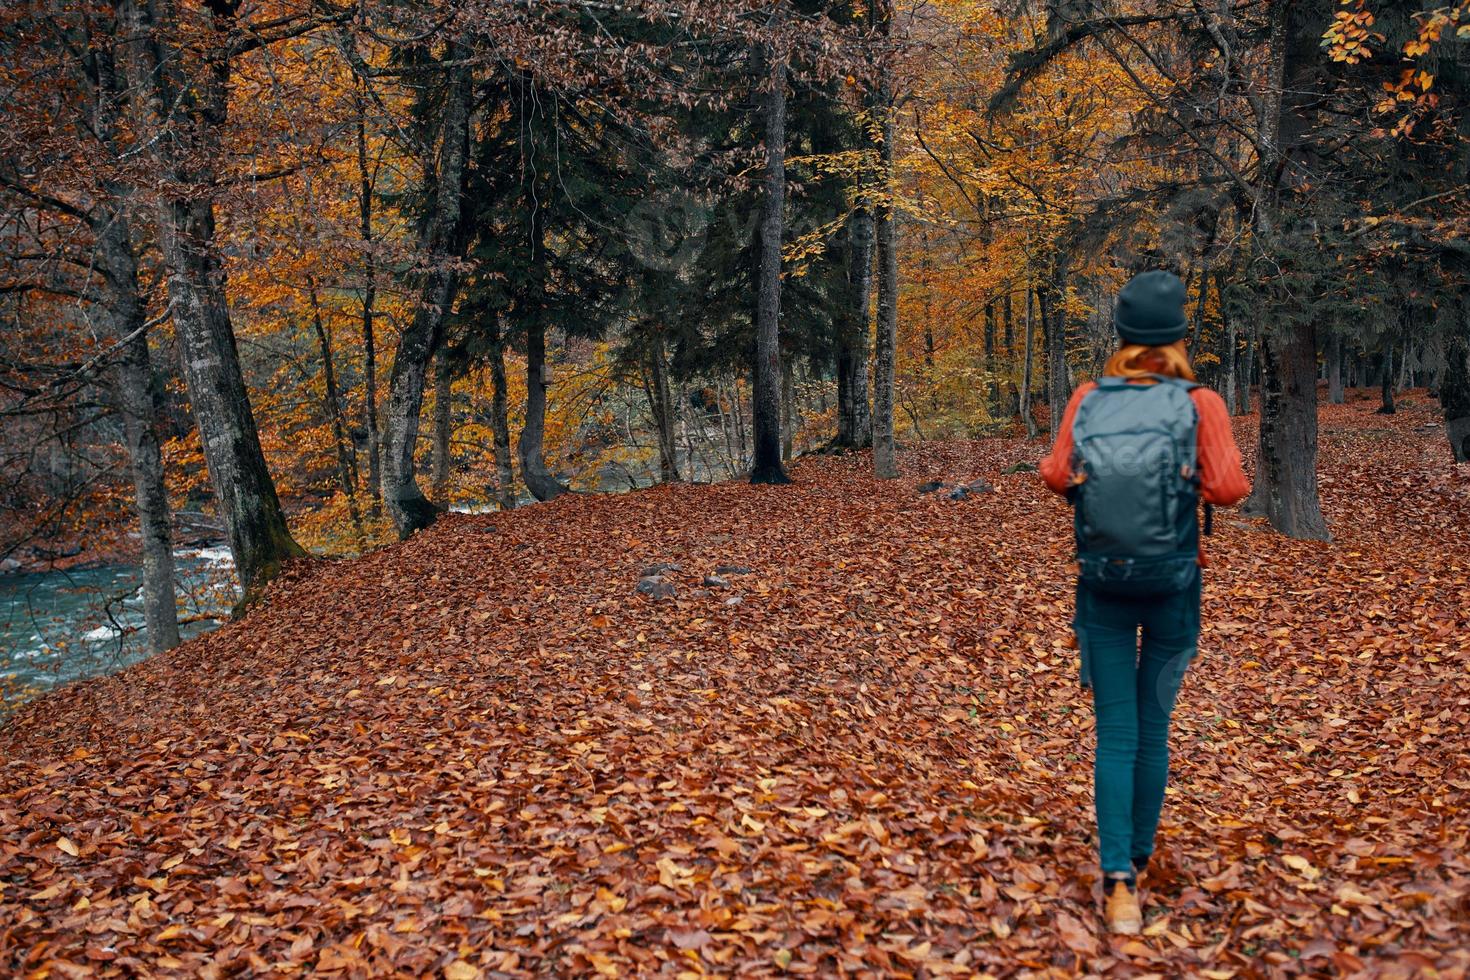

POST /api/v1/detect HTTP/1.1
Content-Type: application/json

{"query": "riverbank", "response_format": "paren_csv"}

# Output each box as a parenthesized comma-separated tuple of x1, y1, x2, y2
(3, 401, 1468, 975)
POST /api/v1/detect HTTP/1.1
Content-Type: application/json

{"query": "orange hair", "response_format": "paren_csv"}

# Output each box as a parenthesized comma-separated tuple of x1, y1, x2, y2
(1103, 343, 1197, 382)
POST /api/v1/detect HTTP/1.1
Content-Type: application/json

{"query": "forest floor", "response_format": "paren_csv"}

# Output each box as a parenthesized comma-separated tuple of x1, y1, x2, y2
(2, 392, 1468, 978)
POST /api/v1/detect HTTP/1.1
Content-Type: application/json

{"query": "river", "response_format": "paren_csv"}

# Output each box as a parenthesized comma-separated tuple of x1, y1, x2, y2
(0, 547, 236, 707)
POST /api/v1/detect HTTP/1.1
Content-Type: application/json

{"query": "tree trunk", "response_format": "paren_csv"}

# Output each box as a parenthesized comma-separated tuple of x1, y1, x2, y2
(1041, 272, 1070, 438)
(781, 359, 797, 462)
(1220, 270, 1238, 414)
(91, 30, 179, 653)
(1442, 317, 1470, 462)
(834, 206, 873, 448)
(1378, 346, 1396, 414)
(750, 42, 791, 485)
(380, 56, 472, 537)
(1238, 324, 1255, 414)
(1327, 331, 1345, 404)
(110, 314, 181, 654)
(357, 88, 381, 508)
(487, 321, 517, 509)
(643, 332, 681, 482)
(431, 348, 453, 500)
(984, 300, 999, 414)
(519, 317, 570, 500)
(1240, 323, 1330, 539)
(1020, 286, 1039, 439)
(871, 24, 900, 481)
(308, 280, 364, 542)
(120, 0, 303, 606)
(1003, 291, 1018, 416)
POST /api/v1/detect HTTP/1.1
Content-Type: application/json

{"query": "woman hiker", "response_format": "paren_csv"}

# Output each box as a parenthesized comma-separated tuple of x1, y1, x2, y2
(1039, 270, 1250, 934)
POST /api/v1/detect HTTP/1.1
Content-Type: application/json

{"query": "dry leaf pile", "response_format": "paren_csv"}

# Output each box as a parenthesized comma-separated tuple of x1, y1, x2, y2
(2, 398, 1468, 977)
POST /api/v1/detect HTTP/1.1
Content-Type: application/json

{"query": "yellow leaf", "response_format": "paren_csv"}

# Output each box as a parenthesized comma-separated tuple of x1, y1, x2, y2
(56, 838, 79, 857)
(443, 961, 480, 980)
(1282, 854, 1319, 879)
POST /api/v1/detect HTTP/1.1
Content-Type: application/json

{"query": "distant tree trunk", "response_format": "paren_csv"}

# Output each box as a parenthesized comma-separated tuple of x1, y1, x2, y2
(357, 89, 381, 508)
(431, 349, 453, 501)
(1003, 291, 1018, 416)
(487, 321, 516, 509)
(781, 359, 797, 462)
(642, 332, 681, 482)
(91, 36, 179, 654)
(1327, 332, 1345, 404)
(381, 54, 472, 537)
(1020, 287, 1039, 438)
(984, 300, 1000, 413)
(519, 318, 570, 501)
(1240, 323, 1330, 539)
(1040, 270, 1070, 438)
(1377, 346, 1396, 414)
(120, 0, 303, 606)
(308, 280, 364, 542)
(1220, 270, 1238, 414)
(1238, 324, 1255, 414)
(750, 42, 791, 485)
(835, 206, 873, 448)
(1442, 319, 1470, 462)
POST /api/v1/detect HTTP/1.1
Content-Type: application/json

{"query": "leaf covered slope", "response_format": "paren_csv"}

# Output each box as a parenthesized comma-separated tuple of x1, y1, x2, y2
(3, 399, 1468, 976)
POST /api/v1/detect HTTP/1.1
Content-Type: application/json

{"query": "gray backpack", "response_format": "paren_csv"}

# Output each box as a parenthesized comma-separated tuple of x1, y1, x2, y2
(1070, 375, 1201, 598)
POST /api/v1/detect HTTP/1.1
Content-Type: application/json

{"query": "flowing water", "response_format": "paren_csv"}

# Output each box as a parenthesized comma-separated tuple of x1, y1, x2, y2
(0, 548, 236, 707)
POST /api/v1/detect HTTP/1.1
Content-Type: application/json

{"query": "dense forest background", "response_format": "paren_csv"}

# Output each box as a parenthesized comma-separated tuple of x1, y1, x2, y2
(1, 0, 1467, 663)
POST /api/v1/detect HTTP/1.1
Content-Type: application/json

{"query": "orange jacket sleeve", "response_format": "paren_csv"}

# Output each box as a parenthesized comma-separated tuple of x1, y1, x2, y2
(1190, 387, 1251, 506)
(1040, 382, 1096, 494)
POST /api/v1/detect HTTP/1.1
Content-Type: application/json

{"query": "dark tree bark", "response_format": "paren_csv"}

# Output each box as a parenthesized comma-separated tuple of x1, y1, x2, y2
(1219, 270, 1238, 414)
(431, 349, 453, 500)
(120, 0, 304, 606)
(1020, 287, 1039, 439)
(834, 206, 873, 448)
(1377, 346, 1397, 414)
(750, 41, 791, 485)
(89, 25, 179, 653)
(356, 87, 381, 507)
(641, 332, 681, 482)
(1442, 319, 1470, 462)
(308, 280, 364, 542)
(1238, 323, 1256, 414)
(380, 54, 473, 537)
(1040, 269, 1070, 438)
(487, 321, 517, 509)
(1240, 323, 1330, 539)
(1002, 291, 1018, 416)
(871, 2, 900, 481)
(519, 317, 571, 501)
(1327, 330, 1345, 404)
(984, 300, 1000, 413)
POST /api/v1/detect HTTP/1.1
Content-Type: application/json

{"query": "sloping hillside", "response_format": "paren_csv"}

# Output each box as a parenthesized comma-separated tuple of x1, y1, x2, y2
(3, 398, 1468, 977)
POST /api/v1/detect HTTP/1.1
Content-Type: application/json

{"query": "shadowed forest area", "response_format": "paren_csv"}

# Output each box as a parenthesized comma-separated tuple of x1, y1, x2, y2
(2, 0, 1469, 974)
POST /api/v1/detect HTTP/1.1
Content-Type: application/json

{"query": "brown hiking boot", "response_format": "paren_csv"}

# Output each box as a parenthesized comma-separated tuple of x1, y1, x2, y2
(1104, 878, 1142, 935)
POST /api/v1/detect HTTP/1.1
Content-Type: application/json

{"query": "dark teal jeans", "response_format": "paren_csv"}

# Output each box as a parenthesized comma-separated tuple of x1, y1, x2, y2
(1075, 573, 1200, 876)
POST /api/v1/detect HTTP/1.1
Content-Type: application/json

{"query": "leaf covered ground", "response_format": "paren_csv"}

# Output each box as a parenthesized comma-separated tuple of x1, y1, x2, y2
(3, 397, 1468, 978)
